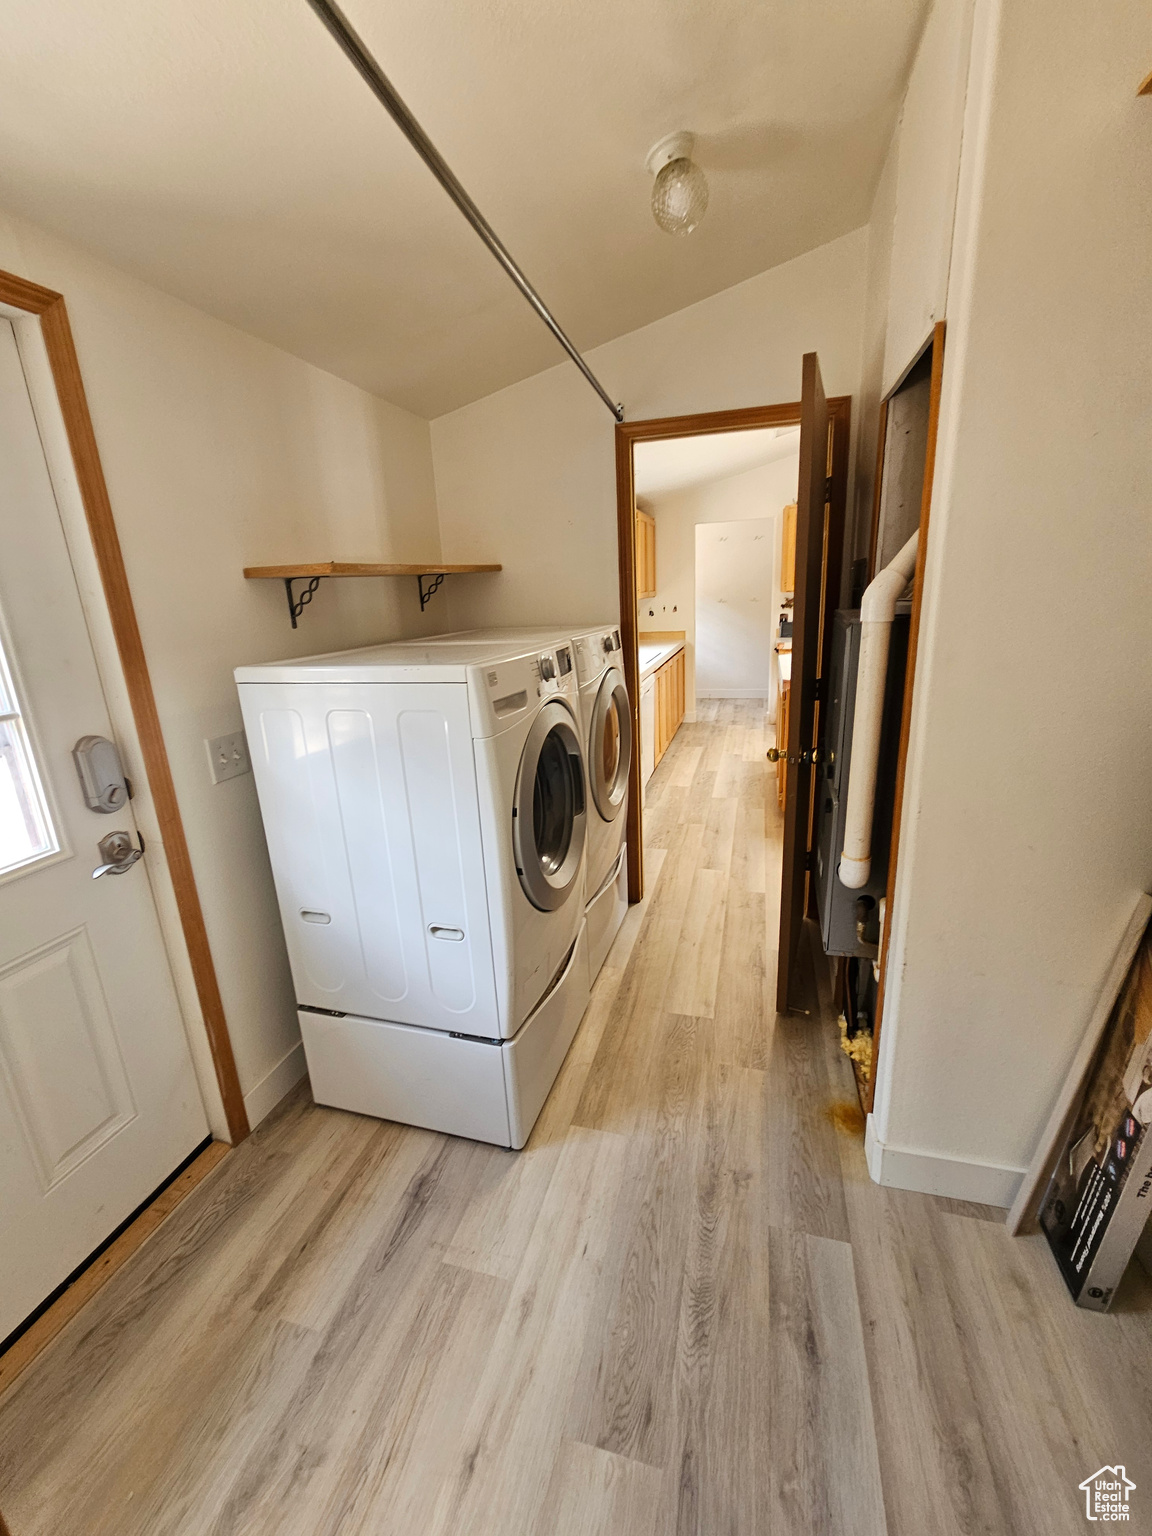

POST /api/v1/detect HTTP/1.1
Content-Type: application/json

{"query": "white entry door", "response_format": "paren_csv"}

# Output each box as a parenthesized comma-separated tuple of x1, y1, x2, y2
(0, 318, 209, 1342)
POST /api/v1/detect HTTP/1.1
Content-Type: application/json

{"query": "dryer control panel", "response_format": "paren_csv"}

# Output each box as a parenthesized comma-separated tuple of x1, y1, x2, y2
(467, 645, 578, 738)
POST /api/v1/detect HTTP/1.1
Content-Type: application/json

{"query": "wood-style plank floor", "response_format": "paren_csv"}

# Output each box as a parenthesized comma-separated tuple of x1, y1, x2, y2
(2, 698, 1151, 1535)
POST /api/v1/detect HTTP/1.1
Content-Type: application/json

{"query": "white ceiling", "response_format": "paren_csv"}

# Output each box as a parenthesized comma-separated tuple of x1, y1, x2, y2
(0, 0, 928, 418)
(634, 424, 799, 498)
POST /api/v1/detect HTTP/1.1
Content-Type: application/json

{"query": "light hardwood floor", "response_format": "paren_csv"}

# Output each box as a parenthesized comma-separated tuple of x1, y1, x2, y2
(2, 698, 1151, 1535)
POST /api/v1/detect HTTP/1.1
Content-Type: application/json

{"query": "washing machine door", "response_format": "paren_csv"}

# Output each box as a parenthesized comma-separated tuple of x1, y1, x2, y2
(588, 666, 631, 823)
(514, 699, 587, 911)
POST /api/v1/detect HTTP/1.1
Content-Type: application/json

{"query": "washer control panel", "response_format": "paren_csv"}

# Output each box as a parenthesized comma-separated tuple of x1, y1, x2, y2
(575, 627, 622, 685)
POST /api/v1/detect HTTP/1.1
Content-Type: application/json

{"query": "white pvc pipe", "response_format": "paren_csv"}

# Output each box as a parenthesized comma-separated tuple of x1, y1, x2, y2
(838, 531, 918, 890)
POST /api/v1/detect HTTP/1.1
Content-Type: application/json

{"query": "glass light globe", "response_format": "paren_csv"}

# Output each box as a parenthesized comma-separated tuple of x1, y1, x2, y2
(651, 156, 708, 236)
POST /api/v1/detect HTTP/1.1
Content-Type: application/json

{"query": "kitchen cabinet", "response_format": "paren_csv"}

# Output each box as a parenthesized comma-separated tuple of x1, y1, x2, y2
(652, 647, 685, 768)
(638, 636, 685, 784)
(635, 507, 656, 599)
(640, 674, 656, 787)
(780, 502, 797, 594)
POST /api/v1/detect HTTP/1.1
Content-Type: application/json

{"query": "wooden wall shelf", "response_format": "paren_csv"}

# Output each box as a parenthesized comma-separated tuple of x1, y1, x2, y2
(243, 562, 502, 626)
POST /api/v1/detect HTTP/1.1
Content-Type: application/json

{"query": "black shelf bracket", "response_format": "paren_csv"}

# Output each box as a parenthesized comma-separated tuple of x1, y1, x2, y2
(418, 572, 447, 611)
(284, 576, 323, 628)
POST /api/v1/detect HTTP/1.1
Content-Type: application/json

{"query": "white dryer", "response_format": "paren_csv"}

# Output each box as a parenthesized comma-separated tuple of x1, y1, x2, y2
(235, 637, 590, 1148)
(422, 624, 631, 977)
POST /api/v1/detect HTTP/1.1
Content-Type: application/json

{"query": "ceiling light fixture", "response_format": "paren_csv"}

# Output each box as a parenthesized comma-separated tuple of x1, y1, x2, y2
(646, 132, 708, 237)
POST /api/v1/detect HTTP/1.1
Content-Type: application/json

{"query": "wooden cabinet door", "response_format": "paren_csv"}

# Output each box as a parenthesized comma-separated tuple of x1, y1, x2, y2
(781, 502, 797, 594)
(650, 651, 684, 771)
(635, 508, 656, 599)
(654, 661, 668, 765)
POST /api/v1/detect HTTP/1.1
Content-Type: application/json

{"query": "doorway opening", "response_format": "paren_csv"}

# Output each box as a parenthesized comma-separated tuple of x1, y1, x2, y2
(614, 394, 851, 914)
(632, 425, 800, 804)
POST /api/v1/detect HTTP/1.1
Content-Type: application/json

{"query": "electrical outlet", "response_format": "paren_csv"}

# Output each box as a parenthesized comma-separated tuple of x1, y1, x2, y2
(206, 730, 251, 785)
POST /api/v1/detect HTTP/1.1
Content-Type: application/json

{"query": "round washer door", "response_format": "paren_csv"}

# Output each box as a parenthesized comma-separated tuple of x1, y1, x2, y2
(513, 698, 587, 911)
(588, 666, 632, 823)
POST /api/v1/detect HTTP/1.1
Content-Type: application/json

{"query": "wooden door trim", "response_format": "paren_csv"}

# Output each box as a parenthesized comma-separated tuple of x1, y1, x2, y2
(867, 320, 946, 1114)
(615, 397, 849, 901)
(0, 268, 249, 1143)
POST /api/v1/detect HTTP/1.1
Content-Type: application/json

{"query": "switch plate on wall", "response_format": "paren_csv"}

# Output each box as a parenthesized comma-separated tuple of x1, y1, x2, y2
(206, 730, 251, 785)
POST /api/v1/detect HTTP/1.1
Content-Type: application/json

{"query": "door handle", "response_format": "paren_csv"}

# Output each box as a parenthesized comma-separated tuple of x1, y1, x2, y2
(92, 829, 144, 879)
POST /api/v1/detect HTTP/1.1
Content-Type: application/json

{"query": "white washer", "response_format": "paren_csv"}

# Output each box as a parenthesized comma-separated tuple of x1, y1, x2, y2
(422, 625, 631, 977)
(235, 637, 591, 1148)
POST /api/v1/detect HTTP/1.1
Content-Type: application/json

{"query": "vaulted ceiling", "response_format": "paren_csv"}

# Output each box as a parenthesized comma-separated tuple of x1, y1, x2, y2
(0, 0, 928, 416)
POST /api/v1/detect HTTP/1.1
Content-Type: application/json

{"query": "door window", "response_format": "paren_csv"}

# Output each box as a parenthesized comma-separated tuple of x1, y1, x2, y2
(533, 726, 577, 874)
(0, 632, 57, 875)
(601, 697, 621, 785)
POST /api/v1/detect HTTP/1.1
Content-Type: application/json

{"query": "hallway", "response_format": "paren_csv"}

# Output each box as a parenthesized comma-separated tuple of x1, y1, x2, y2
(1, 701, 1149, 1535)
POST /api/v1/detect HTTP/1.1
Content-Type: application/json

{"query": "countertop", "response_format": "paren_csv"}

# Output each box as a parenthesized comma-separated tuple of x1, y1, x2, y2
(638, 636, 684, 682)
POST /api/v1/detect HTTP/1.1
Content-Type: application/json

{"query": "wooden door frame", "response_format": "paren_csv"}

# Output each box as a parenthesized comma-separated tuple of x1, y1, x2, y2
(866, 321, 946, 1113)
(0, 268, 249, 1144)
(614, 397, 851, 902)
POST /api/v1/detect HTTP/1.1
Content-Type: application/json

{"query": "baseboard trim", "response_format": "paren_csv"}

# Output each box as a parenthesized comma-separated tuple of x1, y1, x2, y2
(243, 1040, 309, 1129)
(865, 1115, 1025, 1208)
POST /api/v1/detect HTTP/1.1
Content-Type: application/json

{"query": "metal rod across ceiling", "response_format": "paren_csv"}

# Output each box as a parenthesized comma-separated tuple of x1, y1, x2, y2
(303, 0, 625, 422)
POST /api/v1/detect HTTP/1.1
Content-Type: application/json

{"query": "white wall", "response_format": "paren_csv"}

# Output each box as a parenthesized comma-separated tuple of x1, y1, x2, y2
(695, 519, 775, 697)
(852, 130, 900, 572)
(870, 0, 1152, 1202)
(851, 0, 974, 573)
(0, 209, 442, 1135)
(882, 0, 975, 394)
(431, 229, 868, 636)
(638, 452, 799, 715)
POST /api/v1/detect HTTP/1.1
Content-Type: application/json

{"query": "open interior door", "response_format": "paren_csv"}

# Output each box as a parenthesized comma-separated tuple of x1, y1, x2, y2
(775, 353, 829, 1012)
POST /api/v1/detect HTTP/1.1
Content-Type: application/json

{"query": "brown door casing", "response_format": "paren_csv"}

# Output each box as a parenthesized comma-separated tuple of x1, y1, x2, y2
(866, 321, 947, 1112)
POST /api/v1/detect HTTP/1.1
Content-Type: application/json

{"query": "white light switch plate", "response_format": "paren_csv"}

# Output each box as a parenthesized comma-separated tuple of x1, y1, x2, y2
(206, 730, 251, 785)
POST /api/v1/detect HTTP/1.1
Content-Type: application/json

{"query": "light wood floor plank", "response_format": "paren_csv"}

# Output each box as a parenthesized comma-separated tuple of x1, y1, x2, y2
(700, 793, 738, 874)
(534, 1441, 664, 1536)
(566, 1013, 716, 1471)
(768, 1227, 888, 1536)
(664, 866, 727, 1019)
(444, 958, 625, 1280)
(764, 1010, 852, 1242)
(428, 1127, 628, 1536)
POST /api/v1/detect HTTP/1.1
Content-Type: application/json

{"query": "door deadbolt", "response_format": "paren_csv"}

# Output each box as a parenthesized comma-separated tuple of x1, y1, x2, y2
(73, 735, 130, 813)
(92, 830, 144, 879)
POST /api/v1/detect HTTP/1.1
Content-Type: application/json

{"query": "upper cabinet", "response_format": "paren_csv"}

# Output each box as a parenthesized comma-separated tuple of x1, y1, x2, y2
(780, 502, 797, 594)
(635, 506, 656, 599)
